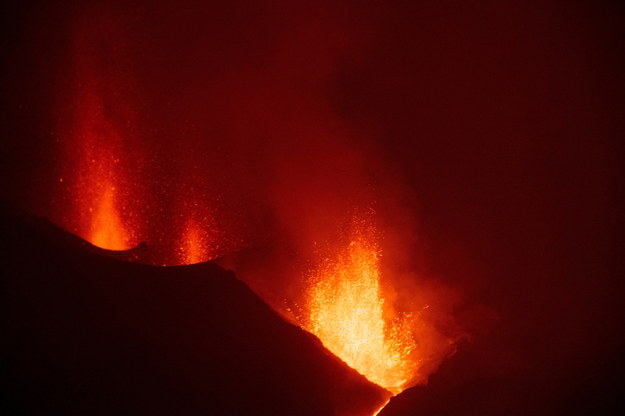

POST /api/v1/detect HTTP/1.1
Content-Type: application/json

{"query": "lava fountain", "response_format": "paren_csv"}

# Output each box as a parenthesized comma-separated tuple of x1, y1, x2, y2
(89, 180, 130, 251)
(67, 81, 135, 251)
(304, 210, 419, 395)
(56, 12, 141, 252)
(177, 214, 219, 265)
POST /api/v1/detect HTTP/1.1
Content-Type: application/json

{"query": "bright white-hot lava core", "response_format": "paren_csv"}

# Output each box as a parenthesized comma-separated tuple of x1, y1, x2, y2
(304, 212, 418, 394)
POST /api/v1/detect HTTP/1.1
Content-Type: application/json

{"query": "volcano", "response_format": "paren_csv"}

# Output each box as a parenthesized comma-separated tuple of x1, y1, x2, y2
(0, 202, 390, 415)
(1, 1, 624, 415)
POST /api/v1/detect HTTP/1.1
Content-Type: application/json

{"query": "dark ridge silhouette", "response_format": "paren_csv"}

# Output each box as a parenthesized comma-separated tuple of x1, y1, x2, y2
(377, 318, 625, 416)
(0, 202, 390, 415)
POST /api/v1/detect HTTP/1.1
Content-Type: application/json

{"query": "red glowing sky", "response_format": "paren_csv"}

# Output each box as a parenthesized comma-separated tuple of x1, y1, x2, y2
(0, 0, 623, 412)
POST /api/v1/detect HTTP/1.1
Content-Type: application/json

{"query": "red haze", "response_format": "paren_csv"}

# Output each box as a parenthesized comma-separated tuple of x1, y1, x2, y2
(1, 0, 623, 413)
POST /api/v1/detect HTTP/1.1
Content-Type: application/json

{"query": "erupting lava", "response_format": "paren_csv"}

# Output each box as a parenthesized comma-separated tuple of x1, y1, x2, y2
(89, 180, 131, 251)
(69, 84, 135, 252)
(179, 218, 213, 265)
(304, 212, 418, 394)
(57, 13, 139, 252)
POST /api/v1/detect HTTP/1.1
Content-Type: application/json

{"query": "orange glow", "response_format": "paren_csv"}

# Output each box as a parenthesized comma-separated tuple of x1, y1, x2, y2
(179, 218, 211, 264)
(372, 399, 391, 416)
(69, 83, 135, 251)
(89, 181, 131, 250)
(57, 15, 140, 253)
(69, 85, 136, 251)
(304, 213, 418, 394)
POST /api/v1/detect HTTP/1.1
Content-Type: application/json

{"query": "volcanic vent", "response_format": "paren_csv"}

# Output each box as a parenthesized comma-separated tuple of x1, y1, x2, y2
(3, 0, 624, 415)
(2, 1, 466, 414)
(303, 211, 432, 394)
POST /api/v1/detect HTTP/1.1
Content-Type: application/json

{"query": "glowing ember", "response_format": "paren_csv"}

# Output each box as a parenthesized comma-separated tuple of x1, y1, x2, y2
(179, 218, 211, 265)
(57, 14, 140, 252)
(70, 82, 135, 251)
(69, 81, 135, 251)
(89, 181, 131, 251)
(304, 213, 417, 394)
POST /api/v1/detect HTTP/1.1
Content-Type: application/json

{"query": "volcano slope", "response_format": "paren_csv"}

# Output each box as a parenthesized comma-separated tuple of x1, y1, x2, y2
(0, 203, 390, 415)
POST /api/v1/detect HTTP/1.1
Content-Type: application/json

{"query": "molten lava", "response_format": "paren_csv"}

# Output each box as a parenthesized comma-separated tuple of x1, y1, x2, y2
(70, 84, 135, 252)
(179, 218, 212, 265)
(56, 12, 140, 252)
(89, 181, 131, 251)
(304, 213, 417, 394)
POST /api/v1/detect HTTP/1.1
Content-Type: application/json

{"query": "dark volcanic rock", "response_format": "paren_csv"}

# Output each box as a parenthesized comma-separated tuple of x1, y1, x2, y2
(378, 325, 625, 416)
(0, 203, 390, 415)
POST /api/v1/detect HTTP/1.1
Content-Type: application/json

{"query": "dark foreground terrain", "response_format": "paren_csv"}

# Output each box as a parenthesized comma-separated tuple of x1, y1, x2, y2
(0, 203, 389, 415)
